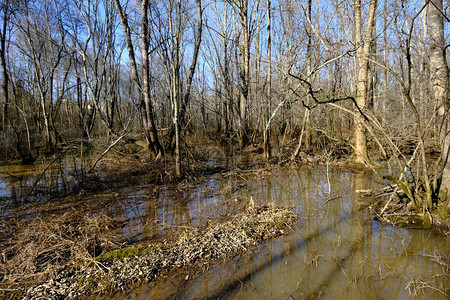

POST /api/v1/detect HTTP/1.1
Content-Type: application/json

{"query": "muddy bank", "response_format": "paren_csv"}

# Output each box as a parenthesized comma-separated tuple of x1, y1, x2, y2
(4, 207, 296, 299)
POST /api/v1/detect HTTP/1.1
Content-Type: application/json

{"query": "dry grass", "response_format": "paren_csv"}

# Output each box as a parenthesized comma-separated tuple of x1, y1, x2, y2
(19, 206, 297, 299)
(0, 210, 123, 284)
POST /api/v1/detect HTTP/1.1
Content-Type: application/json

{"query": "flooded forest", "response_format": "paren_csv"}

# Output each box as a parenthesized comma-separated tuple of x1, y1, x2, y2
(0, 0, 449, 299)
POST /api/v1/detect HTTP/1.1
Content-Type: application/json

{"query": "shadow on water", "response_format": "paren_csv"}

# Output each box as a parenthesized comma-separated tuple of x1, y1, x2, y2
(1, 157, 448, 299)
(124, 168, 449, 300)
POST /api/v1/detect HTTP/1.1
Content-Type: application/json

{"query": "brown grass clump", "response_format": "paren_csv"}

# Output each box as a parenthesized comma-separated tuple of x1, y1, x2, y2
(0, 210, 123, 285)
(20, 206, 297, 299)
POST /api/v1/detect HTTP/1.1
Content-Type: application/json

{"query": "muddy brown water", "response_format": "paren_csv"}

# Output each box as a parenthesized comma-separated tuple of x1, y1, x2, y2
(1, 159, 449, 299)
(123, 168, 449, 299)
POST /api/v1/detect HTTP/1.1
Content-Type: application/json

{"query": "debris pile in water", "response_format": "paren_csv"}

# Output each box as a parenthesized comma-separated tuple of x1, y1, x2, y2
(357, 186, 450, 229)
(22, 207, 297, 299)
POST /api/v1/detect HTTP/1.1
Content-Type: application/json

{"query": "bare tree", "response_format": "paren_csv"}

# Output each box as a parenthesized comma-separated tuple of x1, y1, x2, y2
(263, 0, 271, 159)
(114, 0, 163, 157)
(428, 0, 450, 199)
(353, 0, 378, 164)
(227, 0, 251, 149)
(167, 0, 203, 153)
(17, 0, 71, 150)
(0, 0, 13, 130)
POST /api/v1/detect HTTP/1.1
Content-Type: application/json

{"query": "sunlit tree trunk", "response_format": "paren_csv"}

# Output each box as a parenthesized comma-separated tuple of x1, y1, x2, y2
(304, 0, 313, 152)
(141, 0, 163, 157)
(263, 0, 271, 159)
(236, 0, 250, 149)
(222, 5, 231, 138)
(353, 0, 378, 164)
(168, 0, 182, 178)
(428, 0, 450, 199)
(167, 0, 202, 152)
(382, 0, 388, 125)
(114, 0, 162, 158)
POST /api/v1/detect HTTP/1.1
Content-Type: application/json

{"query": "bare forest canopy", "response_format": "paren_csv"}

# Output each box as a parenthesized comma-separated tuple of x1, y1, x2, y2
(0, 1, 449, 206)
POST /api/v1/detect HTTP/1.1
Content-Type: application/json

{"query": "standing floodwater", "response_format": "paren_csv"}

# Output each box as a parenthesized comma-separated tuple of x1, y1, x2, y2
(128, 167, 449, 299)
(0, 161, 448, 299)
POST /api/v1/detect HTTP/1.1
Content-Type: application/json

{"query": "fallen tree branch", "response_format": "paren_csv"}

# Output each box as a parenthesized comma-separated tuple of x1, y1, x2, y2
(88, 130, 131, 173)
(23, 156, 58, 202)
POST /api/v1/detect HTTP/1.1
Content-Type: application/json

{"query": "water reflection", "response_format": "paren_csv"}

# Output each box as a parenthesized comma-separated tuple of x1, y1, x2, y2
(127, 167, 449, 300)
(0, 158, 95, 218)
(1, 159, 448, 299)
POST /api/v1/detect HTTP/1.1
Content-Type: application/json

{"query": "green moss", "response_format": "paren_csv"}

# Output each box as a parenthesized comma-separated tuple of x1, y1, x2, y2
(70, 243, 156, 270)
(96, 244, 154, 262)
(387, 214, 432, 228)
(434, 207, 450, 220)
(421, 215, 432, 229)
(387, 215, 407, 227)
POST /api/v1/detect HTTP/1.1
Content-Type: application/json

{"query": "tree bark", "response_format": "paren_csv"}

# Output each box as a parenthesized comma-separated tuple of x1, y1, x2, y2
(114, 0, 162, 157)
(168, 0, 182, 178)
(263, 0, 271, 159)
(304, 0, 313, 152)
(0, 0, 10, 131)
(237, 0, 250, 149)
(222, 5, 231, 138)
(141, 0, 163, 157)
(167, 0, 203, 151)
(353, 0, 378, 164)
(428, 0, 450, 199)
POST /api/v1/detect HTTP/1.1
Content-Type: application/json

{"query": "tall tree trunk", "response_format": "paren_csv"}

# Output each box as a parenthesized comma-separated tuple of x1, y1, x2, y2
(382, 0, 388, 125)
(168, 0, 182, 178)
(263, 0, 271, 159)
(141, 0, 162, 157)
(114, 0, 162, 157)
(238, 0, 250, 149)
(167, 0, 202, 151)
(304, 0, 313, 152)
(353, 0, 378, 164)
(222, 5, 231, 138)
(0, 0, 10, 131)
(428, 0, 450, 199)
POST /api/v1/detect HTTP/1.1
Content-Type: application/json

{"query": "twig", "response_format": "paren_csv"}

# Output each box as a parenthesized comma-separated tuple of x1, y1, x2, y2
(380, 186, 399, 216)
(324, 195, 341, 203)
(23, 156, 58, 202)
(88, 130, 130, 173)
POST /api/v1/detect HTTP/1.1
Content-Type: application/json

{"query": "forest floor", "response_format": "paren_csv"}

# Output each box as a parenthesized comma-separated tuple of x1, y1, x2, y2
(0, 138, 449, 298)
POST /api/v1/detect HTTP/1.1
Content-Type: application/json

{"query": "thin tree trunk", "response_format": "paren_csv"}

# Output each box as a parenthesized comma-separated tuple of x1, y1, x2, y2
(114, 0, 162, 157)
(0, 0, 10, 131)
(263, 0, 271, 159)
(168, 0, 182, 178)
(382, 0, 388, 125)
(304, 0, 312, 152)
(141, 0, 163, 157)
(167, 0, 202, 150)
(222, 5, 230, 138)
